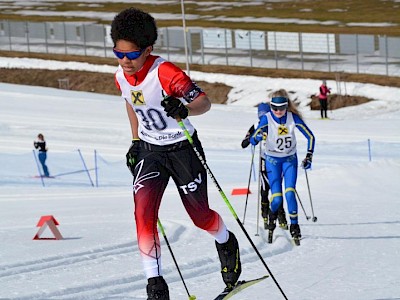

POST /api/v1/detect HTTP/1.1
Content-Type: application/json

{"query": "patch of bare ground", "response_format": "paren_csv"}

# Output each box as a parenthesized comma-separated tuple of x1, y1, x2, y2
(0, 68, 230, 104)
(310, 94, 371, 110)
(0, 51, 397, 107)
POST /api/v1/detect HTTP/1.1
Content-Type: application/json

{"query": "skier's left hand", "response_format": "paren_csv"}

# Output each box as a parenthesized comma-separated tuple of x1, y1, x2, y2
(302, 152, 313, 170)
(161, 96, 189, 119)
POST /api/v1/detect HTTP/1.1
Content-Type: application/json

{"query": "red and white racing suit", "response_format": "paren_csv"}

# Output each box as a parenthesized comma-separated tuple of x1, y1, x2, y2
(115, 55, 229, 278)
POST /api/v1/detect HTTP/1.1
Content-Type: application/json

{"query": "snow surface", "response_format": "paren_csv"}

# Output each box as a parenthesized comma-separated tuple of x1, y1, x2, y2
(1, 60, 400, 300)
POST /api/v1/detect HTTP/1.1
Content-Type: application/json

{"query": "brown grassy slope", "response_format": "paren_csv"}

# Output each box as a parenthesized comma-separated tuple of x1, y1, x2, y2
(0, 66, 231, 104)
(0, 1, 398, 108)
(2, 51, 399, 88)
(310, 94, 370, 110)
(0, 51, 396, 107)
(1, 0, 399, 35)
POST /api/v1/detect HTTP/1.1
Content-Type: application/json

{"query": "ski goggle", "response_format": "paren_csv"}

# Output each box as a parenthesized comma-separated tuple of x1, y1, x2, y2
(270, 96, 288, 111)
(113, 48, 144, 60)
(270, 103, 288, 111)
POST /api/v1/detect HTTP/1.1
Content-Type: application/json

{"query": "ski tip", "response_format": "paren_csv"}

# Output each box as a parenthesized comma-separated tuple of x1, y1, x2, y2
(236, 275, 269, 286)
(214, 275, 269, 300)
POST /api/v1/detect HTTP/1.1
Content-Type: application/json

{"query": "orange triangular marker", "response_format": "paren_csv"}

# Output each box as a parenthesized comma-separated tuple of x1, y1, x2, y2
(33, 215, 63, 240)
(231, 188, 251, 195)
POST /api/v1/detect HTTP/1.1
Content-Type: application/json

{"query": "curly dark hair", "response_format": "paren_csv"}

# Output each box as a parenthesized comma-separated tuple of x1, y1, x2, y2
(110, 7, 158, 49)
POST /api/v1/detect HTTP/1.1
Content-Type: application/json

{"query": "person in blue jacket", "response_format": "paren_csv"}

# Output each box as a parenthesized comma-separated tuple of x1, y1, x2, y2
(249, 89, 315, 245)
(34, 133, 50, 177)
(241, 103, 288, 230)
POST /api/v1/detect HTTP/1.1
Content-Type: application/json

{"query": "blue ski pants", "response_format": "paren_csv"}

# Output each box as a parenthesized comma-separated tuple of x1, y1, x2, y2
(265, 153, 298, 224)
(38, 152, 49, 177)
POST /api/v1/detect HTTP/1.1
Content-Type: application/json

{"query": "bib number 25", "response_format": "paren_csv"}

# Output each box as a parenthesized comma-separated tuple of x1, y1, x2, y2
(277, 136, 292, 150)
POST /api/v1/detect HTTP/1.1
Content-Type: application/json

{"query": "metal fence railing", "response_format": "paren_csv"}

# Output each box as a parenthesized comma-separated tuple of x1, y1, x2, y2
(1, 20, 399, 77)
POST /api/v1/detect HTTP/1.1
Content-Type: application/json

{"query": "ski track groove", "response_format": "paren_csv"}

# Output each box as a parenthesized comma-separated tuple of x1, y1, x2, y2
(1, 222, 293, 299)
(0, 242, 137, 278)
(0, 221, 185, 279)
(92, 228, 293, 299)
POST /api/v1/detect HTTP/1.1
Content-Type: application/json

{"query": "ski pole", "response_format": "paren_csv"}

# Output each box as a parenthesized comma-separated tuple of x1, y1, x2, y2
(242, 145, 255, 225)
(157, 219, 196, 300)
(294, 189, 311, 220)
(32, 150, 45, 187)
(304, 169, 317, 222)
(176, 119, 288, 300)
(255, 142, 262, 236)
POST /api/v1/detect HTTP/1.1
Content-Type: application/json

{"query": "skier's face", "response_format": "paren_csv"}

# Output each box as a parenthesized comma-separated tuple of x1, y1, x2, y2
(271, 104, 287, 118)
(114, 40, 151, 76)
(272, 108, 286, 118)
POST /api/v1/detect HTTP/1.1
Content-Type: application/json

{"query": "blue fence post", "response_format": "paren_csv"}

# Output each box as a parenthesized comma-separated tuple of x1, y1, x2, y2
(368, 139, 372, 162)
(94, 149, 98, 187)
(32, 150, 45, 187)
(77, 149, 94, 187)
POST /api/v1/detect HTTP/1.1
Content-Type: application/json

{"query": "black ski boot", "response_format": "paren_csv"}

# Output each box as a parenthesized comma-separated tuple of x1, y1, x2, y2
(277, 208, 288, 230)
(215, 231, 242, 288)
(267, 212, 277, 244)
(261, 199, 269, 230)
(146, 276, 169, 300)
(263, 217, 269, 230)
(290, 224, 302, 246)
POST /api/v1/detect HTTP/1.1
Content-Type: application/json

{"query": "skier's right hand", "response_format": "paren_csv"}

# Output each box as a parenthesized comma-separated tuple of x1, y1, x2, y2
(249, 132, 263, 146)
(126, 139, 140, 175)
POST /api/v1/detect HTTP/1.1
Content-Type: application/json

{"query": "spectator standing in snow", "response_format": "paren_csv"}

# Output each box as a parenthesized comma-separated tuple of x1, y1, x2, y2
(319, 80, 331, 119)
(110, 7, 241, 300)
(33, 133, 50, 177)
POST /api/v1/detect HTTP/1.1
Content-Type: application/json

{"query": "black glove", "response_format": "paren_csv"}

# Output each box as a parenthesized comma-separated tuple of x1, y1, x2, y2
(161, 96, 189, 119)
(241, 138, 250, 149)
(302, 152, 313, 170)
(241, 125, 255, 149)
(126, 139, 140, 175)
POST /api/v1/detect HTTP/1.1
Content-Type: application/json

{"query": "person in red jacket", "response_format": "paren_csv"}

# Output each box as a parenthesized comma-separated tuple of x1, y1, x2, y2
(111, 7, 241, 300)
(318, 80, 331, 119)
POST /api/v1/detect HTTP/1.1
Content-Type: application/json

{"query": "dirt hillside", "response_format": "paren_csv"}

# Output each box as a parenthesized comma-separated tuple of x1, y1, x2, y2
(0, 68, 231, 104)
(0, 52, 390, 108)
